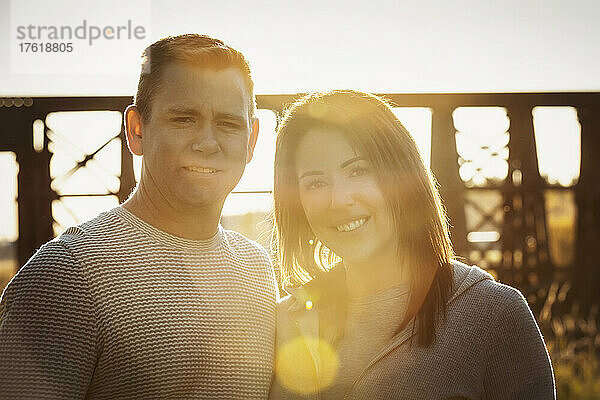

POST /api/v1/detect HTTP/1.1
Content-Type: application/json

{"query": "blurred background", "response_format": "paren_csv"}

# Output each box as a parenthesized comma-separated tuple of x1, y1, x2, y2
(1, 0, 599, 397)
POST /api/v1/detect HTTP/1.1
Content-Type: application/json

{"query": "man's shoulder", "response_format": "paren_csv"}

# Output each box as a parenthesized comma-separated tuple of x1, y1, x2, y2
(57, 207, 125, 245)
(6, 209, 120, 270)
(10, 207, 131, 280)
(1, 240, 83, 306)
(23, 239, 76, 265)
(222, 228, 270, 260)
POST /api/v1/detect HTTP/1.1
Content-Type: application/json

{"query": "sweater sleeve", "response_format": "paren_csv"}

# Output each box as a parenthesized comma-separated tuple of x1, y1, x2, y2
(0, 241, 97, 399)
(483, 286, 556, 400)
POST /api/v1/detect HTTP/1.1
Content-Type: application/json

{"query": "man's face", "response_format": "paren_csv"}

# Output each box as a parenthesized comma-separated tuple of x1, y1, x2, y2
(139, 64, 256, 211)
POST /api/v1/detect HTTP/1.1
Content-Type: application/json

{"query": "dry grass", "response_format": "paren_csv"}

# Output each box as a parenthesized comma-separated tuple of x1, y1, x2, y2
(0, 259, 16, 296)
(539, 281, 600, 399)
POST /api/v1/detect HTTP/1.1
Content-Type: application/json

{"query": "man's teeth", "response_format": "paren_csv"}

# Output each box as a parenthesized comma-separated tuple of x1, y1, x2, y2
(185, 166, 218, 173)
(336, 218, 367, 232)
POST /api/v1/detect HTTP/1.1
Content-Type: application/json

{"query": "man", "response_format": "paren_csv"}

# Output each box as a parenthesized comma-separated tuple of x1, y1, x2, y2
(0, 34, 278, 399)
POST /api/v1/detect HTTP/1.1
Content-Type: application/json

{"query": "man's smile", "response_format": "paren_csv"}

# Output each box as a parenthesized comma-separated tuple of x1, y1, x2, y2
(182, 166, 221, 174)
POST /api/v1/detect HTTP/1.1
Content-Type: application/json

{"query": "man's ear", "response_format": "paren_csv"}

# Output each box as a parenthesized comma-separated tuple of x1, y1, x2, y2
(125, 105, 144, 156)
(246, 117, 259, 163)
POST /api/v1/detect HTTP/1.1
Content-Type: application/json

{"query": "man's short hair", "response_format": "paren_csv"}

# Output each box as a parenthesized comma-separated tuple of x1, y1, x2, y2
(134, 34, 256, 122)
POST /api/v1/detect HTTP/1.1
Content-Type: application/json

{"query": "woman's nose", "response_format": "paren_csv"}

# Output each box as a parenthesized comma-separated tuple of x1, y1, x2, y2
(329, 180, 356, 209)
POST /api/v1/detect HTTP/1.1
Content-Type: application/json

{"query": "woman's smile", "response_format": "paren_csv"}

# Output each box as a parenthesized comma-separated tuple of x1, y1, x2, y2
(333, 215, 370, 233)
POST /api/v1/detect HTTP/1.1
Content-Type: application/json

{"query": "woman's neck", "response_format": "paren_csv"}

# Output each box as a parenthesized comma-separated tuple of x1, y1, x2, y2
(343, 254, 410, 299)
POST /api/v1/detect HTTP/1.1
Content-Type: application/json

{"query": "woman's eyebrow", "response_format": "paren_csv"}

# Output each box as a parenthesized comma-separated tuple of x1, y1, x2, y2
(340, 156, 364, 169)
(299, 170, 324, 179)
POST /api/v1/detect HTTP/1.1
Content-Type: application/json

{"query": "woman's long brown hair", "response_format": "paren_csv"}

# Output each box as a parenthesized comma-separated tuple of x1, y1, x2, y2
(273, 90, 454, 347)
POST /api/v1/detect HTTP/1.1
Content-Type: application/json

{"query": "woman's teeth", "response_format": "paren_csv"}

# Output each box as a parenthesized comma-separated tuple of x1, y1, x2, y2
(336, 217, 367, 232)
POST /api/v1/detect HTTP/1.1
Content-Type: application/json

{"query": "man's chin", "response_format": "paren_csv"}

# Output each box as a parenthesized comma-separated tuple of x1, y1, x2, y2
(176, 191, 226, 210)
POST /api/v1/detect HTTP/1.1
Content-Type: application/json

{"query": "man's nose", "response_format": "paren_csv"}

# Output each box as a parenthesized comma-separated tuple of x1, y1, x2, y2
(191, 122, 220, 154)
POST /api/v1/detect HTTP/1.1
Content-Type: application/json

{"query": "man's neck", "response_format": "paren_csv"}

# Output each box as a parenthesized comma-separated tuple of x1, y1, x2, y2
(122, 188, 222, 241)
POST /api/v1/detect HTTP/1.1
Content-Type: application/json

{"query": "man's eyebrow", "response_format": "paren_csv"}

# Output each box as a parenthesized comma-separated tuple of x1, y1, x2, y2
(215, 112, 245, 121)
(299, 170, 324, 180)
(165, 106, 198, 115)
(340, 156, 364, 169)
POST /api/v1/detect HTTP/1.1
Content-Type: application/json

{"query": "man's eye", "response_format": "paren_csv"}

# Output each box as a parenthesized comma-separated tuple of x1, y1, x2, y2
(171, 117, 194, 124)
(217, 121, 241, 129)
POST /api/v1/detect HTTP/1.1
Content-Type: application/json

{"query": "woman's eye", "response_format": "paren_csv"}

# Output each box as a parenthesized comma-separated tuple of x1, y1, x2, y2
(305, 179, 326, 190)
(350, 167, 368, 177)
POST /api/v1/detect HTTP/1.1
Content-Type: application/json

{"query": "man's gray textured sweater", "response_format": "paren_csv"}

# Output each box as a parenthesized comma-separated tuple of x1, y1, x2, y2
(270, 261, 555, 399)
(0, 206, 278, 399)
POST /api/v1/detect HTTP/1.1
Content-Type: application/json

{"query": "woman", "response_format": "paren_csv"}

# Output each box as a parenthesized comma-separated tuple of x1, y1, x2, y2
(269, 90, 555, 399)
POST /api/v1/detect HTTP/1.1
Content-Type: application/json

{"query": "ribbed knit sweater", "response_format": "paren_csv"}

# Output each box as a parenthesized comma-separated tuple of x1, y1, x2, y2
(0, 206, 278, 399)
(270, 261, 556, 399)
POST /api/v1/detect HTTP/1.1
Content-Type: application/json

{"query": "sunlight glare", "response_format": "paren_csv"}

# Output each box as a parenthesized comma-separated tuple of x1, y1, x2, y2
(0, 152, 19, 242)
(532, 107, 580, 186)
(391, 107, 432, 168)
(453, 107, 510, 187)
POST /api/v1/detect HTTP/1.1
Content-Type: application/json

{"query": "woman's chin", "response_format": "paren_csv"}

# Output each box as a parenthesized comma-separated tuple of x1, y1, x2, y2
(337, 250, 374, 268)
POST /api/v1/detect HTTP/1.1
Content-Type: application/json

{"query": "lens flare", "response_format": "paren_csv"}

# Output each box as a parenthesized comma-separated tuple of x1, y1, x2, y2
(275, 336, 339, 394)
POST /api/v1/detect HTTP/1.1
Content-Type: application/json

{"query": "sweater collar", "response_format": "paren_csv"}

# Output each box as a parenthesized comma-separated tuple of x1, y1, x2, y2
(111, 206, 224, 252)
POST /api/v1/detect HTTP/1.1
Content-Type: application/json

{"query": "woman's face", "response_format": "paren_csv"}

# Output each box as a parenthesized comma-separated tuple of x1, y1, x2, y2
(295, 127, 397, 267)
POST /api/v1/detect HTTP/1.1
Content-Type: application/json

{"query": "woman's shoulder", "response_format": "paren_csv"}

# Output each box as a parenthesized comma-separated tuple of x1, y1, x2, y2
(448, 260, 534, 322)
(277, 285, 313, 315)
(276, 293, 296, 313)
(447, 264, 554, 397)
(277, 264, 345, 311)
